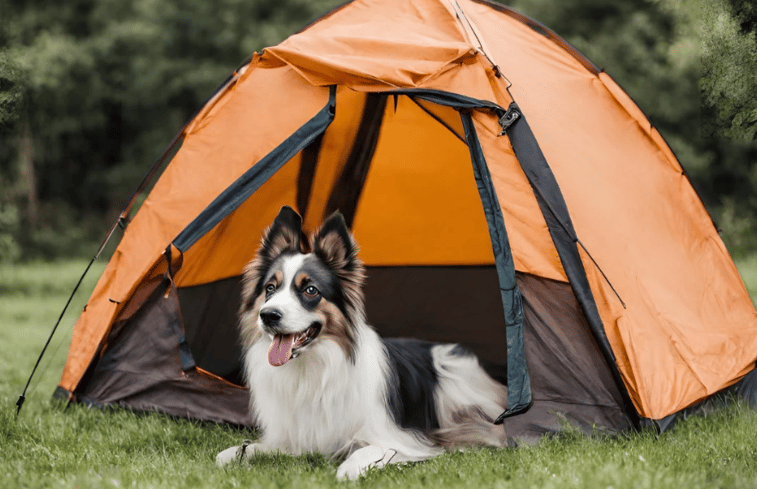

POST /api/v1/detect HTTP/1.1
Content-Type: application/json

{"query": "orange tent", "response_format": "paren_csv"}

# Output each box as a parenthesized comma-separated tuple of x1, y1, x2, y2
(55, 0, 757, 436)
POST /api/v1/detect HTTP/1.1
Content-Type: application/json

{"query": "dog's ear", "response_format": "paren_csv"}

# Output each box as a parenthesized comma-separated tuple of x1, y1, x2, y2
(312, 211, 365, 324)
(312, 211, 360, 274)
(242, 206, 307, 305)
(260, 206, 308, 259)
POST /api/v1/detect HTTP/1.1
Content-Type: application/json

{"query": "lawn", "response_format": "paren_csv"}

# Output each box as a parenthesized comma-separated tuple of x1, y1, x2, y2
(1, 257, 757, 488)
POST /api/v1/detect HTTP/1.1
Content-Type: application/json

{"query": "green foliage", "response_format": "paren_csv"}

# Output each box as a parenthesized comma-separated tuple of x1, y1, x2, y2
(700, 0, 757, 141)
(735, 253, 757, 304)
(0, 197, 21, 262)
(718, 197, 757, 259)
(0, 52, 25, 134)
(0, 0, 343, 261)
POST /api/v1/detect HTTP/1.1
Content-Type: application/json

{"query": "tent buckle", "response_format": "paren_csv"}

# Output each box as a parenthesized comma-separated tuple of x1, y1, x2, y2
(498, 106, 521, 135)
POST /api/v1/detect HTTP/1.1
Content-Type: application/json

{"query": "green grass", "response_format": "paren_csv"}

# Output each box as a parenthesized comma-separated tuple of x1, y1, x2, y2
(2, 258, 757, 488)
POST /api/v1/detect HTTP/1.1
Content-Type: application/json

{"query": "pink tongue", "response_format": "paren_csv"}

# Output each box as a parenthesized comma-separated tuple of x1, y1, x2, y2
(268, 334, 295, 366)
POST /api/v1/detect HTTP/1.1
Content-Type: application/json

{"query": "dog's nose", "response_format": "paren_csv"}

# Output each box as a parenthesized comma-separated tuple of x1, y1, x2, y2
(260, 309, 283, 327)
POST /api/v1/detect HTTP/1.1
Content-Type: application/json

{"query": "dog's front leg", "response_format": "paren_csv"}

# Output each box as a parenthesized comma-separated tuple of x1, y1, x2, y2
(336, 446, 401, 480)
(216, 440, 266, 466)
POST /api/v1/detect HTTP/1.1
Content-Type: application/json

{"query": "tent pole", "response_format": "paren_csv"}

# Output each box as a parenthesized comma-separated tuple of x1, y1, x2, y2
(16, 253, 99, 416)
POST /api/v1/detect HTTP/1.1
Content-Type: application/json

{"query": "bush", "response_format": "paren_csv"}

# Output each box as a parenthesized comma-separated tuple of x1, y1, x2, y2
(717, 198, 757, 259)
(20, 200, 108, 261)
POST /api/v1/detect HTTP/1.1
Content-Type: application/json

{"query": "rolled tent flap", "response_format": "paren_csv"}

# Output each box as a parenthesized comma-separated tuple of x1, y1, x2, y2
(461, 111, 530, 420)
(263, 0, 476, 88)
(172, 85, 337, 253)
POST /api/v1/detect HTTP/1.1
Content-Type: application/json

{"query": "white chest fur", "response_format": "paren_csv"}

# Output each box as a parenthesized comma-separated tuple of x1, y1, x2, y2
(244, 327, 390, 456)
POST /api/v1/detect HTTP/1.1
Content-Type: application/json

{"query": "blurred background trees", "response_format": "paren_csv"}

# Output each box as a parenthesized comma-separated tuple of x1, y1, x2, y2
(1, 0, 756, 261)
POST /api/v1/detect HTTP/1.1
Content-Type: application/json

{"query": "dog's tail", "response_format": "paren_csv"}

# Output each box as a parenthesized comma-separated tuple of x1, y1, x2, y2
(429, 406, 507, 450)
(429, 344, 508, 450)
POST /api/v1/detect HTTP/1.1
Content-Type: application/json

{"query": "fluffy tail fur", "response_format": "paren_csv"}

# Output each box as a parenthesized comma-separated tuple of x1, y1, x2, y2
(430, 406, 507, 449)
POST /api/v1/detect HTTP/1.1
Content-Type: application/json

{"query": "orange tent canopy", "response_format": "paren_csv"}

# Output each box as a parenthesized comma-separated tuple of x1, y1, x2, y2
(58, 0, 757, 430)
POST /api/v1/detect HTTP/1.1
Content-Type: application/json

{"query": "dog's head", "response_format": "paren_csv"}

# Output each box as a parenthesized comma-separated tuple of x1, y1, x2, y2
(239, 206, 365, 366)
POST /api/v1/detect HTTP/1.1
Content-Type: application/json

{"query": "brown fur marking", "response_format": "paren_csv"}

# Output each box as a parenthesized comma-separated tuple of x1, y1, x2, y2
(314, 301, 356, 362)
(239, 209, 362, 363)
(294, 272, 309, 289)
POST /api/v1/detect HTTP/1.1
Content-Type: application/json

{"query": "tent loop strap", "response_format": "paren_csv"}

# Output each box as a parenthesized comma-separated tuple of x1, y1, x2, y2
(161, 245, 195, 372)
(163, 245, 176, 299)
(446, 0, 502, 78)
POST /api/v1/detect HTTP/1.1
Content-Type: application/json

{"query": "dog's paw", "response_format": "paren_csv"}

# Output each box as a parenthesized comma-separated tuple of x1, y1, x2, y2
(336, 446, 396, 480)
(216, 441, 260, 467)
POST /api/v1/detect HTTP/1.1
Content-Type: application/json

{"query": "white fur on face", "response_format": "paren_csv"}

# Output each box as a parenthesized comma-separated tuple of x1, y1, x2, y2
(258, 253, 321, 336)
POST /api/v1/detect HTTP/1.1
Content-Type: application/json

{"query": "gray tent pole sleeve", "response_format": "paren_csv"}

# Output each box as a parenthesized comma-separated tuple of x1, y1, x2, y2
(461, 112, 532, 422)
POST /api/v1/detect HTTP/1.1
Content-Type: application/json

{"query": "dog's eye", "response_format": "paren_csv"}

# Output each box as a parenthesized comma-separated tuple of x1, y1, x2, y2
(265, 283, 276, 294)
(303, 285, 319, 298)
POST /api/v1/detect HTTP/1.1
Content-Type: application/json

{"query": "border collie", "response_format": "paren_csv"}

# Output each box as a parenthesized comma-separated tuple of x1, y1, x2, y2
(216, 206, 507, 479)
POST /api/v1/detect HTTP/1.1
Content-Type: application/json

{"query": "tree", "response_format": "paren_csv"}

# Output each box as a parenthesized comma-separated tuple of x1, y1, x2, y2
(0, 0, 342, 259)
(3, 0, 756, 259)
(700, 0, 757, 140)
(1, 25, 27, 261)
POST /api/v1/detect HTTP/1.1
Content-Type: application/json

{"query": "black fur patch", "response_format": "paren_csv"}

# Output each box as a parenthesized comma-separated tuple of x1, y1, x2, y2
(449, 344, 474, 358)
(250, 206, 309, 298)
(383, 338, 440, 432)
(295, 255, 347, 313)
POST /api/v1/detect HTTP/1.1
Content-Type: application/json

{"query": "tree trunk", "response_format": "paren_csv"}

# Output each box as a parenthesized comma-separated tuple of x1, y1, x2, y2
(19, 114, 39, 230)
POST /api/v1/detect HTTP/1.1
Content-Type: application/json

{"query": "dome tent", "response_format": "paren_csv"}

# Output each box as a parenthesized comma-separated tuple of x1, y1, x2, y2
(52, 0, 757, 439)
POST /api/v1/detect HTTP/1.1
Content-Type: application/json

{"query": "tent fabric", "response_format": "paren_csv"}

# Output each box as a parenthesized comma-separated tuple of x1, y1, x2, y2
(59, 66, 330, 392)
(173, 85, 337, 252)
(506, 272, 636, 439)
(502, 101, 633, 416)
(460, 0, 757, 418)
(59, 0, 757, 434)
(76, 276, 250, 426)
